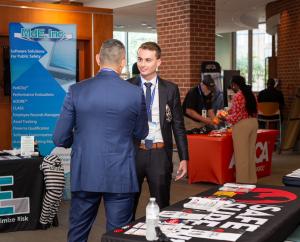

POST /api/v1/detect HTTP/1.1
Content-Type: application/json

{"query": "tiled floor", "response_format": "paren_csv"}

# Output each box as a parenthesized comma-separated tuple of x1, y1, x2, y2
(0, 151, 299, 242)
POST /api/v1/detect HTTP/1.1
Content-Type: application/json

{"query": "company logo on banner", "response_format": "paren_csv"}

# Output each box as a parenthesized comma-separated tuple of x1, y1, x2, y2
(9, 23, 77, 156)
(0, 176, 29, 218)
(228, 141, 270, 169)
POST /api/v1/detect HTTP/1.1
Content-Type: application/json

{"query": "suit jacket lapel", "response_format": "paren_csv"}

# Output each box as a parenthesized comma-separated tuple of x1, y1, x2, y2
(133, 75, 167, 127)
(158, 77, 167, 128)
(132, 76, 142, 86)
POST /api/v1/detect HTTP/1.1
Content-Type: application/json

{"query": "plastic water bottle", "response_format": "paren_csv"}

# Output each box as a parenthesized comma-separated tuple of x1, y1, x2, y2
(146, 197, 160, 241)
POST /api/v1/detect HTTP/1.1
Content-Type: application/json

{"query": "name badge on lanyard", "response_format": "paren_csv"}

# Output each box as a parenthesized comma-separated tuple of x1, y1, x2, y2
(147, 122, 159, 141)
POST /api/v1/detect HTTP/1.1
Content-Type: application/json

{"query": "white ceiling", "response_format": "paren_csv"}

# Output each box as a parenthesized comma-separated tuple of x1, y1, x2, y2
(21, 0, 276, 33)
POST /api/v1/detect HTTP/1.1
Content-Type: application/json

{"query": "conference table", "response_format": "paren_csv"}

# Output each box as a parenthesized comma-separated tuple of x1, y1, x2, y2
(187, 129, 279, 184)
(101, 184, 300, 242)
(0, 155, 44, 232)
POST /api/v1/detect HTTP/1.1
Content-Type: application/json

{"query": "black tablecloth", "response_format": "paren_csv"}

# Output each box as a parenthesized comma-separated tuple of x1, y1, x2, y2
(101, 185, 300, 242)
(283, 175, 300, 187)
(0, 157, 44, 232)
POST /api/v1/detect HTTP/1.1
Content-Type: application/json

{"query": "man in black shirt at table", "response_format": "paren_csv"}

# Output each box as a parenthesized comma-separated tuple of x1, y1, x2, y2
(182, 75, 224, 129)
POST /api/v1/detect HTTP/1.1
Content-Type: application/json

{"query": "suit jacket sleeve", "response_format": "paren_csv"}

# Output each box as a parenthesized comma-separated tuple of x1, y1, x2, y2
(172, 85, 189, 161)
(53, 86, 75, 148)
(133, 89, 149, 140)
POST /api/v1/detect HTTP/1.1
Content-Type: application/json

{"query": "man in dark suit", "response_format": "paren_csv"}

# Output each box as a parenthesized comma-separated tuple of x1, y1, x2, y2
(53, 39, 148, 242)
(127, 42, 189, 217)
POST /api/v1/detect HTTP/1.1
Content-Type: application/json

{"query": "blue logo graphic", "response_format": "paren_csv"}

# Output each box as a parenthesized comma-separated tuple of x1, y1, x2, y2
(0, 176, 30, 216)
(15, 26, 73, 42)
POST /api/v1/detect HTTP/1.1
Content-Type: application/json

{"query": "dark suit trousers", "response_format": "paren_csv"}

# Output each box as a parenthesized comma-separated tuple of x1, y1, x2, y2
(133, 148, 172, 219)
(68, 191, 135, 242)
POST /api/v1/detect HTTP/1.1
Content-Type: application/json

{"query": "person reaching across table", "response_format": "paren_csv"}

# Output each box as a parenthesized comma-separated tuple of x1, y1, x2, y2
(225, 75, 258, 184)
(182, 75, 224, 129)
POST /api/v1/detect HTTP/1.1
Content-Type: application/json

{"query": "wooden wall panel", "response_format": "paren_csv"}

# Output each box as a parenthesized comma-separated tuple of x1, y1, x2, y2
(93, 14, 113, 74)
(0, 7, 93, 40)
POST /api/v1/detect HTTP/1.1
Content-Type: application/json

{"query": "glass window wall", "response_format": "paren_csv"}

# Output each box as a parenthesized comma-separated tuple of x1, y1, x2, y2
(236, 30, 249, 81)
(252, 24, 272, 91)
(113, 31, 157, 78)
(234, 23, 272, 91)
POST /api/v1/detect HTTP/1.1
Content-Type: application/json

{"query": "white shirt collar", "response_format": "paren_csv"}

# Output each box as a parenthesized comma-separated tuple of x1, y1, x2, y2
(141, 75, 157, 87)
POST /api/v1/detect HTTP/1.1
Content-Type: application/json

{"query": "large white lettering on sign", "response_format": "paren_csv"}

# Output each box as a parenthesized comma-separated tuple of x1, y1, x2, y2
(229, 142, 269, 168)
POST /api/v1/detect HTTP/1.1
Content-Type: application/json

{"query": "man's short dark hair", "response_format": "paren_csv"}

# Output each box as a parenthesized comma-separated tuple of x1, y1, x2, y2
(267, 78, 276, 87)
(132, 62, 140, 75)
(139, 42, 161, 59)
(99, 39, 125, 65)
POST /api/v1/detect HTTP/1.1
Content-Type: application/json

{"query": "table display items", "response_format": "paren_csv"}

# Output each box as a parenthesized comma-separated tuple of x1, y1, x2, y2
(283, 169, 300, 187)
(146, 197, 160, 241)
(212, 109, 229, 126)
(183, 197, 233, 211)
(2, 136, 40, 157)
(102, 184, 300, 242)
(186, 109, 230, 135)
(285, 169, 300, 178)
(219, 183, 256, 193)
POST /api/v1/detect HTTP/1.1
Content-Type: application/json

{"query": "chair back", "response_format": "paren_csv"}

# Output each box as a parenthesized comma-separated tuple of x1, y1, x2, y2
(257, 102, 280, 116)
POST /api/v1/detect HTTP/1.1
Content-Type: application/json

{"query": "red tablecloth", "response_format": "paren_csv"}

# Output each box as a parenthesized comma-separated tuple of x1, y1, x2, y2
(187, 129, 279, 184)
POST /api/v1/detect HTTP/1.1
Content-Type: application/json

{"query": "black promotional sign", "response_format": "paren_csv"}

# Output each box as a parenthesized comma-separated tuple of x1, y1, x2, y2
(0, 157, 44, 232)
(102, 185, 300, 242)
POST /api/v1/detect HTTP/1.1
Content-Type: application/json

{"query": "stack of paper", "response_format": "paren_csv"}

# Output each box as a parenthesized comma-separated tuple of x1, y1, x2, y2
(183, 197, 233, 211)
(219, 183, 256, 193)
(285, 169, 300, 178)
(2, 149, 21, 156)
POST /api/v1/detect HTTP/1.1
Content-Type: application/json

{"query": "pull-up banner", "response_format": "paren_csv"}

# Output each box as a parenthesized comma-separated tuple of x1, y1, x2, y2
(9, 23, 76, 156)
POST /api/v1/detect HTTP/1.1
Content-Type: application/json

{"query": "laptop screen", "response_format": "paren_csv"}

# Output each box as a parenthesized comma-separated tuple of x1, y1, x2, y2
(49, 40, 76, 73)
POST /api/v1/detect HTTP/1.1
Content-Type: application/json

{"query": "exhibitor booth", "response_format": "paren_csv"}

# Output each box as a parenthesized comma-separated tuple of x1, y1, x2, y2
(187, 129, 279, 184)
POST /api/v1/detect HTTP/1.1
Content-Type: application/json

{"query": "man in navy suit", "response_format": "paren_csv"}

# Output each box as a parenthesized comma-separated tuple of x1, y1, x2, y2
(53, 39, 148, 242)
(127, 42, 189, 218)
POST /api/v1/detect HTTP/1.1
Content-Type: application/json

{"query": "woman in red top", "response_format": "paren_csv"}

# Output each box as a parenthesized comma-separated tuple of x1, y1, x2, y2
(227, 75, 258, 184)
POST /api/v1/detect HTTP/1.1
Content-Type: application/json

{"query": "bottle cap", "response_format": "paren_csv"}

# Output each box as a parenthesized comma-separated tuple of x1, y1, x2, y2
(150, 197, 156, 202)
